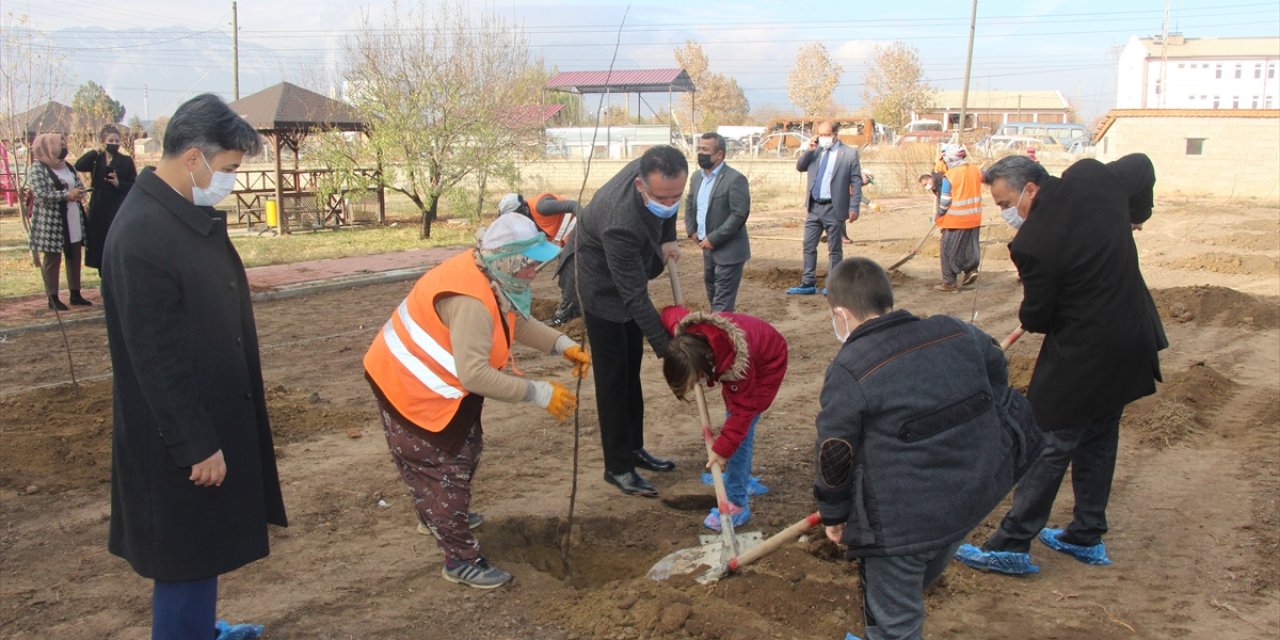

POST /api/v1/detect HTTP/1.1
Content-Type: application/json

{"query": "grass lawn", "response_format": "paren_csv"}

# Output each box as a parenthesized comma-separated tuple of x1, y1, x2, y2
(0, 214, 477, 299)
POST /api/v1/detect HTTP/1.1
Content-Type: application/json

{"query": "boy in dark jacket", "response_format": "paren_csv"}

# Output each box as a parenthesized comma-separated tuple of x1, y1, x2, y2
(814, 258, 1041, 640)
(661, 305, 788, 530)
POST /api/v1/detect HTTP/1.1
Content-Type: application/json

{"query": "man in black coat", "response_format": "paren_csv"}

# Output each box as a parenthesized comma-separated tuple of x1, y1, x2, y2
(956, 154, 1167, 576)
(102, 93, 286, 639)
(559, 145, 686, 497)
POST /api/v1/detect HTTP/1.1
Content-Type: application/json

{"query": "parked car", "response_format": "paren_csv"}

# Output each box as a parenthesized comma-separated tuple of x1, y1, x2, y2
(754, 131, 810, 158)
(979, 134, 1060, 154)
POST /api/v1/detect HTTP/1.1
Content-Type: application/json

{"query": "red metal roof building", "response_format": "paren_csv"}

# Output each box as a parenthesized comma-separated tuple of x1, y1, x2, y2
(545, 69, 695, 95)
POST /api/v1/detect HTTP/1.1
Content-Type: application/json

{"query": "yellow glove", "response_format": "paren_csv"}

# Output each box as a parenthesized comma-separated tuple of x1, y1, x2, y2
(563, 345, 591, 379)
(547, 381, 578, 421)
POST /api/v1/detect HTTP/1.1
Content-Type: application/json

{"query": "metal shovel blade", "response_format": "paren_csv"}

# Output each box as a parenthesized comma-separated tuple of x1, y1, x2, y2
(647, 531, 764, 581)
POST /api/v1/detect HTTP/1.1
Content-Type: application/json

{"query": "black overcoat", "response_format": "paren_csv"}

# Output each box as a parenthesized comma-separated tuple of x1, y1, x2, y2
(1010, 154, 1168, 431)
(73, 149, 137, 269)
(102, 168, 287, 581)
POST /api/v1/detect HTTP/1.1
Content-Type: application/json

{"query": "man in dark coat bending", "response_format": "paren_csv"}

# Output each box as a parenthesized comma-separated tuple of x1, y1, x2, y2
(956, 154, 1167, 576)
(102, 93, 286, 639)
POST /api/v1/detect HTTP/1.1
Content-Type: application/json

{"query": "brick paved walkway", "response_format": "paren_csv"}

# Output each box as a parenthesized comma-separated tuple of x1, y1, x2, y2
(0, 246, 464, 330)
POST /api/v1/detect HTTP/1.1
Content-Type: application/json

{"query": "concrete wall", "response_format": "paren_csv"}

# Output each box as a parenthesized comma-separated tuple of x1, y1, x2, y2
(1096, 115, 1280, 199)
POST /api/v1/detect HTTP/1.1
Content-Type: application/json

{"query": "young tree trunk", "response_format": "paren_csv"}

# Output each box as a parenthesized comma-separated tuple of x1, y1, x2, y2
(420, 194, 441, 239)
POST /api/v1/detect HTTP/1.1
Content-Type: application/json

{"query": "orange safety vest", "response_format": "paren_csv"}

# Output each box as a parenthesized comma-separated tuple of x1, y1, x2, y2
(363, 250, 516, 432)
(938, 163, 984, 230)
(531, 192, 576, 246)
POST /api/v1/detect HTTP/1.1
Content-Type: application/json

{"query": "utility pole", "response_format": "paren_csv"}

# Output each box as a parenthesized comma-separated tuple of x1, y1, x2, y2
(957, 0, 978, 135)
(1158, 0, 1169, 108)
(232, 1, 240, 100)
(143, 84, 150, 121)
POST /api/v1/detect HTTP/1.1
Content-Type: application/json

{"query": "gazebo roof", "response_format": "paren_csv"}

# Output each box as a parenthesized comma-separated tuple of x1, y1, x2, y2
(229, 82, 367, 134)
(2, 101, 114, 139)
(546, 69, 695, 94)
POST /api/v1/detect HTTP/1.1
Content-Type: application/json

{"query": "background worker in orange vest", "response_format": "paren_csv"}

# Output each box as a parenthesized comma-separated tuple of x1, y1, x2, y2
(363, 213, 591, 589)
(495, 191, 586, 327)
(934, 144, 985, 292)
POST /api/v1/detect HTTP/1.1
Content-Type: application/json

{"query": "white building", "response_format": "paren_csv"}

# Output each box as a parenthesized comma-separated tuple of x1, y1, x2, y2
(1116, 34, 1280, 110)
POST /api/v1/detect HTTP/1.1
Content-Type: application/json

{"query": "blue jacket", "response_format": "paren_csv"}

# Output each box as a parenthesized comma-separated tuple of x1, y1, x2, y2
(814, 310, 1041, 558)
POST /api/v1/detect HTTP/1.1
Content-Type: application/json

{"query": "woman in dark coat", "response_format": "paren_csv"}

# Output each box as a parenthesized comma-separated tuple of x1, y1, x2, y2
(27, 133, 90, 310)
(102, 93, 285, 640)
(74, 124, 136, 270)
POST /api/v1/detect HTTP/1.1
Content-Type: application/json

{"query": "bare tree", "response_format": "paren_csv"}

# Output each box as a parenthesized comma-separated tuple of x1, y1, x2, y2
(314, 0, 543, 238)
(787, 42, 842, 117)
(861, 42, 934, 132)
(674, 40, 749, 131)
(1, 12, 71, 238)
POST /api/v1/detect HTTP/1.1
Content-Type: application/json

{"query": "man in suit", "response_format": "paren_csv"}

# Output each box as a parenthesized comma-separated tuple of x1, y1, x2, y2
(558, 145, 687, 497)
(956, 154, 1167, 576)
(787, 119, 862, 295)
(685, 132, 751, 312)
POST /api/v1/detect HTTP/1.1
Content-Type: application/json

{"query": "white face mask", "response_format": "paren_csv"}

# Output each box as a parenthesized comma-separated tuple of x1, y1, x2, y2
(818, 136, 835, 149)
(831, 309, 852, 343)
(191, 153, 237, 207)
(1000, 185, 1029, 230)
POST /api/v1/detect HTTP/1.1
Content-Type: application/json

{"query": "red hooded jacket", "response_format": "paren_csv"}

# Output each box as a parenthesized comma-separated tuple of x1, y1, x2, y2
(660, 305, 789, 458)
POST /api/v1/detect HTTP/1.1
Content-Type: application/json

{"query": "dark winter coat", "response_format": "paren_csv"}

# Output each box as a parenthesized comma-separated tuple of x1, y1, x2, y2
(73, 149, 137, 269)
(814, 311, 1042, 558)
(660, 305, 788, 458)
(103, 168, 287, 582)
(1011, 154, 1167, 431)
(26, 161, 87, 254)
(558, 158, 678, 355)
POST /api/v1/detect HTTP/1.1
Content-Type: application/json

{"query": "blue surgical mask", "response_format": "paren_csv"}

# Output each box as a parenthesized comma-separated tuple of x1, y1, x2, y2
(639, 183, 680, 219)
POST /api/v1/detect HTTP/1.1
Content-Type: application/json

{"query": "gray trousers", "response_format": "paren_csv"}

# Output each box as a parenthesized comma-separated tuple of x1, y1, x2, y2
(801, 202, 845, 287)
(702, 250, 744, 312)
(41, 244, 82, 296)
(858, 540, 963, 640)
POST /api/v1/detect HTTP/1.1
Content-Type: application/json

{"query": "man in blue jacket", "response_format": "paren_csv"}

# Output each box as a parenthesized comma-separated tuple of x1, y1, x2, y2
(815, 257, 1041, 640)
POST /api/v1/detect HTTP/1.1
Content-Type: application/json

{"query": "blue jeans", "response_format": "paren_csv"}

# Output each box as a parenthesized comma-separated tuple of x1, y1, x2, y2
(152, 576, 217, 640)
(723, 414, 759, 509)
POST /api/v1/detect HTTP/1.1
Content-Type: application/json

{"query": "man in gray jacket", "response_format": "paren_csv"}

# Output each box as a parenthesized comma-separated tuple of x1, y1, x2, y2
(560, 146, 687, 497)
(685, 132, 751, 312)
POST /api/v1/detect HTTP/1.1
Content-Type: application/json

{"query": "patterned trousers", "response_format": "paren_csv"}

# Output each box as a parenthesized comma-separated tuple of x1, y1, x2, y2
(377, 401, 483, 564)
(939, 227, 980, 285)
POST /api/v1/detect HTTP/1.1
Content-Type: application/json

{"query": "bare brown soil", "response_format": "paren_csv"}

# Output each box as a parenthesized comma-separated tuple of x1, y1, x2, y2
(1, 194, 1276, 639)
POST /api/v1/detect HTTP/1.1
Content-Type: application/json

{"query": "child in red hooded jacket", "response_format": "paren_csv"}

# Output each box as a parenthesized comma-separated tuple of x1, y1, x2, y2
(660, 305, 789, 531)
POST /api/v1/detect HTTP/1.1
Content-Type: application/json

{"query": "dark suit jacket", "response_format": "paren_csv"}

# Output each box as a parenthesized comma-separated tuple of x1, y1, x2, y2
(559, 158, 677, 354)
(796, 142, 863, 216)
(684, 162, 750, 265)
(1011, 154, 1167, 431)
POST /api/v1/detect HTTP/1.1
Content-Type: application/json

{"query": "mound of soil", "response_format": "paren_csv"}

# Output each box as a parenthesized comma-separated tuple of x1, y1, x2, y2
(1168, 252, 1280, 276)
(1201, 231, 1279, 252)
(1125, 362, 1237, 449)
(0, 381, 367, 494)
(1006, 353, 1037, 393)
(531, 297, 585, 338)
(1151, 286, 1280, 329)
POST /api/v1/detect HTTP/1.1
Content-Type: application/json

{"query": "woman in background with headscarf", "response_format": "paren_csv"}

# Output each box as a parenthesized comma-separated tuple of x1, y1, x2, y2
(75, 124, 137, 270)
(28, 133, 90, 310)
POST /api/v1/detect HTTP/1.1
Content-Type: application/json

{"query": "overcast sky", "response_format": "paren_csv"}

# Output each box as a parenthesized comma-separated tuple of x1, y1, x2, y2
(8, 0, 1279, 125)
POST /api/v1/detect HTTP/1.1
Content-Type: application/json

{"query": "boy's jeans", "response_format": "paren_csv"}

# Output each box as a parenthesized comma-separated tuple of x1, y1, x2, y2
(858, 541, 962, 640)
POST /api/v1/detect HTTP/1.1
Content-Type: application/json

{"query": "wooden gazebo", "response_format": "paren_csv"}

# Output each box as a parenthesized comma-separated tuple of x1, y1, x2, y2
(229, 82, 383, 233)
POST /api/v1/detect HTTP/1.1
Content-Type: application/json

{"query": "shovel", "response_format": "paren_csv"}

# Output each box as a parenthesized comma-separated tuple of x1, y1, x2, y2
(649, 511, 821, 583)
(1000, 326, 1025, 351)
(886, 223, 936, 272)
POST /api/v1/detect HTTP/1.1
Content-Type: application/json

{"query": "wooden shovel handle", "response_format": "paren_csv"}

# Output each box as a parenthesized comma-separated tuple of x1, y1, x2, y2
(728, 512, 822, 572)
(1000, 326, 1025, 351)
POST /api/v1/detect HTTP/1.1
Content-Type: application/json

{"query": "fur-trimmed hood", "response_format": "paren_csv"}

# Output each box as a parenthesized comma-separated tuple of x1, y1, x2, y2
(660, 305, 749, 382)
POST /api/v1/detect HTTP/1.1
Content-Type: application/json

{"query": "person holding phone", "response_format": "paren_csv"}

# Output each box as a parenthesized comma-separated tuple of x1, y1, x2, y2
(75, 124, 137, 271)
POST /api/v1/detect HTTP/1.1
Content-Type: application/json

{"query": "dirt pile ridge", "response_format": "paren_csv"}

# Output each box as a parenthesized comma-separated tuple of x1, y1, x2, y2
(1124, 362, 1238, 449)
(1152, 285, 1280, 329)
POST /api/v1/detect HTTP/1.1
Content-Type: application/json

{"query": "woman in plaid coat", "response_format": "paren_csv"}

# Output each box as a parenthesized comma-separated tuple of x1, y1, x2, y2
(27, 133, 90, 310)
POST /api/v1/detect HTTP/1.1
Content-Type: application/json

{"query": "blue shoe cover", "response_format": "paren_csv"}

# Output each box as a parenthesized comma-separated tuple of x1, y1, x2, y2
(1038, 528, 1112, 565)
(954, 543, 1040, 575)
(215, 620, 264, 640)
(703, 505, 751, 531)
(786, 285, 818, 295)
(845, 634, 864, 640)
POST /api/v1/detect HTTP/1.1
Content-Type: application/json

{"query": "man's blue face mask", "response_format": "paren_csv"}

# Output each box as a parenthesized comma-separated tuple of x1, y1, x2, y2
(639, 180, 680, 219)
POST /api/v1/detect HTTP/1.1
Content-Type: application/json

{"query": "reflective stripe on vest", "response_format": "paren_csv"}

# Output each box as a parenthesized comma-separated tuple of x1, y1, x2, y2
(379, 320, 464, 400)
(395, 300, 457, 377)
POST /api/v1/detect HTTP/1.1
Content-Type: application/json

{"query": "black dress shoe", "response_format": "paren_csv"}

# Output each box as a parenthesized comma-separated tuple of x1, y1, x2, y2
(603, 470, 658, 497)
(633, 448, 675, 472)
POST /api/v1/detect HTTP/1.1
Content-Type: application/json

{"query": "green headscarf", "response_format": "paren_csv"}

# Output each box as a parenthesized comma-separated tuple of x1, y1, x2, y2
(477, 233, 545, 317)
